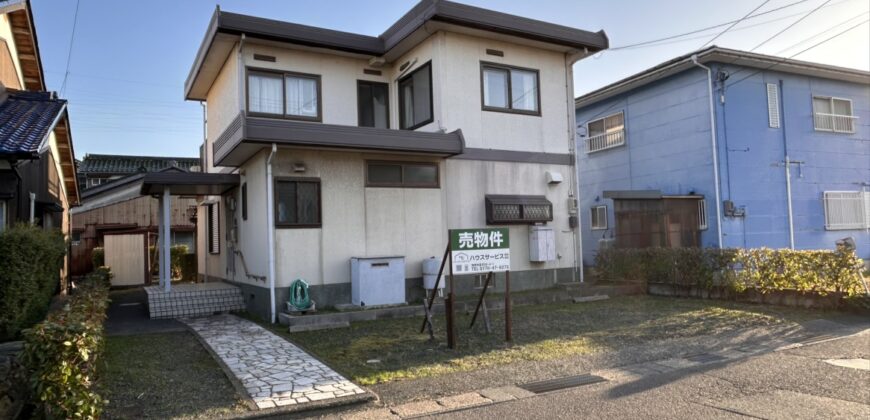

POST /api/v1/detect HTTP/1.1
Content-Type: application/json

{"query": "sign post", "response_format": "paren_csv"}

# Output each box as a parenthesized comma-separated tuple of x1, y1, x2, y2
(447, 228, 511, 349)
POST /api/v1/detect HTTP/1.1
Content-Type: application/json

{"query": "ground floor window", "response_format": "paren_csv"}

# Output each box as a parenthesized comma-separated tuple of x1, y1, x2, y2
(590, 205, 607, 230)
(275, 178, 321, 228)
(823, 191, 869, 230)
(366, 161, 438, 188)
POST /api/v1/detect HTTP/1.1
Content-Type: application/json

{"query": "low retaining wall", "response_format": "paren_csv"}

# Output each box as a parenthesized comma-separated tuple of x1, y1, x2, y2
(647, 283, 846, 309)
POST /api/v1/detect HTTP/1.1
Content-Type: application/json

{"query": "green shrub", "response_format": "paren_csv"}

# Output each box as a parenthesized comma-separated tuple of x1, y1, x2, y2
(180, 253, 197, 282)
(0, 224, 67, 341)
(91, 247, 104, 268)
(22, 271, 110, 420)
(594, 246, 863, 296)
(148, 244, 189, 280)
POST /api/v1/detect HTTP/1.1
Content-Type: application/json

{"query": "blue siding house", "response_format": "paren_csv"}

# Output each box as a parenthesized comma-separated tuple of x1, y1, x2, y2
(575, 47, 870, 264)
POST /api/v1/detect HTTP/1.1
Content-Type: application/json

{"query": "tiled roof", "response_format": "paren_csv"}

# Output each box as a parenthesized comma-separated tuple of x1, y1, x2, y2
(78, 154, 199, 174)
(0, 90, 66, 156)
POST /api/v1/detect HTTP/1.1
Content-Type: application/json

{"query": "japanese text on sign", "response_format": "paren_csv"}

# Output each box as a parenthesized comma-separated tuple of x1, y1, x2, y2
(449, 228, 510, 274)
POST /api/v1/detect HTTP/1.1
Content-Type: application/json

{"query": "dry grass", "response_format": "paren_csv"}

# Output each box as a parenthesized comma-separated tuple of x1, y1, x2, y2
(274, 296, 819, 385)
(99, 331, 248, 419)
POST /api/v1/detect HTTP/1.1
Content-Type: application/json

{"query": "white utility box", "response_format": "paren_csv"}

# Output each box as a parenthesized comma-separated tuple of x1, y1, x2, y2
(351, 256, 406, 306)
(529, 226, 556, 262)
(422, 257, 445, 291)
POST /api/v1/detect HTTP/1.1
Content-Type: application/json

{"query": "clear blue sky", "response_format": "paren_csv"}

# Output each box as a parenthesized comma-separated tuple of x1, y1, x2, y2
(29, 0, 870, 159)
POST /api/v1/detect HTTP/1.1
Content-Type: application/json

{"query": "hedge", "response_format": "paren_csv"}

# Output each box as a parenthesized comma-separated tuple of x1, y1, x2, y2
(0, 224, 67, 341)
(91, 247, 104, 268)
(594, 245, 865, 296)
(22, 269, 111, 420)
(148, 244, 190, 279)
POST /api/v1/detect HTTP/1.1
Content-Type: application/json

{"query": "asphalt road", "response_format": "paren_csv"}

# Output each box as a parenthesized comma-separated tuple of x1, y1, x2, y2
(434, 332, 870, 420)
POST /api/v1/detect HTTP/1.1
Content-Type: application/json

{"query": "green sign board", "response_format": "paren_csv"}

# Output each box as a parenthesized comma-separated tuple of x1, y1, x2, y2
(449, 228, 510, 274)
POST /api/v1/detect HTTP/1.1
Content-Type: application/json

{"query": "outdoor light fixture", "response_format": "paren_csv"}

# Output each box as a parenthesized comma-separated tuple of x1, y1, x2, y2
(293, 162, 306, 172)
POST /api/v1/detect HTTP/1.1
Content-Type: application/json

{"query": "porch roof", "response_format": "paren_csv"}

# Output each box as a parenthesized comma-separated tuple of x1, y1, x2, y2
(140, 172, 240, 196)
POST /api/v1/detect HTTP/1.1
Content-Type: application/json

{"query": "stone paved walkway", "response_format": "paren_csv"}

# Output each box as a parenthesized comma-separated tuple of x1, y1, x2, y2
(182, 314, 365, 410)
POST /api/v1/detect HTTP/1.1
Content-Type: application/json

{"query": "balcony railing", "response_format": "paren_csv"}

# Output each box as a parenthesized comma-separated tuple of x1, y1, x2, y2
(586, 129, 625, 153)
(813, 113, 857, 133)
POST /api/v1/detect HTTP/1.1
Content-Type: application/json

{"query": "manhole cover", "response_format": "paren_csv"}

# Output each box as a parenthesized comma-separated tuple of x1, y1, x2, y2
(518, 374, 606, 394)
(824, 358, 870, 371)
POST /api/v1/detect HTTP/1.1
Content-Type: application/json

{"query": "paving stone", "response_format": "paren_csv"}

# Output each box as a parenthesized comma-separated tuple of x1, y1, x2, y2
(181, 314, 365, 410)
(655, 358, 700, 370)
(436, 392, 491, 409)
(390, 400, 444, 417)
(478, 387, 519, 402)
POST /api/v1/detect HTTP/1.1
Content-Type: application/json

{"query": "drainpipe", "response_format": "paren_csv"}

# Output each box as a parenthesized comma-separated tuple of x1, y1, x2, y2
(29, 192, 35, 224)
(566, 50, 588, 283)
(779, 79, 796, 250)
(691, 55, 724, 249)
(266, 144, 277, 323)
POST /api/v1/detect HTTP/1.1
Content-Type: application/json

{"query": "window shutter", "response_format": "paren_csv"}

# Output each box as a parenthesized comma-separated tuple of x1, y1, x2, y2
(766, 83, 780, 128)
(209, 204, 220, 254)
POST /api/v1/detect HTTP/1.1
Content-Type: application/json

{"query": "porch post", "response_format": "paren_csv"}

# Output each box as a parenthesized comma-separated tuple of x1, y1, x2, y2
(157, 193, 164, 287)
(162, 188, 172, 292)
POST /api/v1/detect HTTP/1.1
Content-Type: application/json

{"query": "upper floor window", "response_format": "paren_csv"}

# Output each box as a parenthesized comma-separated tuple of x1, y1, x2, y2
(813, 96, 855, 133)
(357, 81, 389, 129)
(398, 62, 433, 130)
(481, 63, 540, 114)
(585, 111, 625, 153)
(248, 70, 321, 121)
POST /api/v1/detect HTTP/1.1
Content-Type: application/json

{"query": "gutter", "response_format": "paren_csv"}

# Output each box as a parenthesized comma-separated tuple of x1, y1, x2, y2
(567, 48, 590, 283)
(691, 55, 724, 249)
(266, 144, 277, 323)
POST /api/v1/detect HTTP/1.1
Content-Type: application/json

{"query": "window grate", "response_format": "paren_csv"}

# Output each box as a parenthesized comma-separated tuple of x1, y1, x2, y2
(823, 191, 868, 230)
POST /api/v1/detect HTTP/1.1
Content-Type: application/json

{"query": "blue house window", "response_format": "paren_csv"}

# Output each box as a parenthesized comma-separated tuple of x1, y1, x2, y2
(590, 205, 607, 230)
(586, 112, 625, 153)
(813, 96, 855, 133)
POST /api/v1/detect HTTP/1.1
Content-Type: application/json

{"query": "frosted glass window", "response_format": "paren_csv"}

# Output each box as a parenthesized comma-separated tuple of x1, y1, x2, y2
(482, 67, 509, 108)
(248, 73, 283, 114)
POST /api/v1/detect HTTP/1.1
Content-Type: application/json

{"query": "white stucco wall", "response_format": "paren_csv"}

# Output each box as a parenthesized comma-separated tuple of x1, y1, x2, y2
(206, 44, 241, 172)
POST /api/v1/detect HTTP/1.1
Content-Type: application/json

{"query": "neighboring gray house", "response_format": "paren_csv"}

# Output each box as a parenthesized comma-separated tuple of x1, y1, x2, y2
(575, 47, 869, 263)
(183, 0, 610, 320)
(77, 153, 199, 191)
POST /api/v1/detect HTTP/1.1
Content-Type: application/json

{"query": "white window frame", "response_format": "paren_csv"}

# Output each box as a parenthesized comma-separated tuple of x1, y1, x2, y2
(823, 191, 869, 230)
(585, 111, 626, 153)
(812, 95, 856, 133)
(590, 205, 608, 230)
(698, 199, 708, 230)
(208, 203, 220, 254)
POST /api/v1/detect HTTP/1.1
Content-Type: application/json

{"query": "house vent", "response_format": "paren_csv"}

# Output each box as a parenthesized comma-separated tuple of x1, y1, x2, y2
(253, 54, 276, 62)
(767, 83, 780, 128)
(363, 69, 382, 76)
(486, 48, 504, 57)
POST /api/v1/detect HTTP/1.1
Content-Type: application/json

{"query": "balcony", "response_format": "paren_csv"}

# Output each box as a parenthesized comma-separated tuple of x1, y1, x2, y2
(586, 129, 625, 153)
(212, 112, 465, 167)
(813, 113, 857, 133)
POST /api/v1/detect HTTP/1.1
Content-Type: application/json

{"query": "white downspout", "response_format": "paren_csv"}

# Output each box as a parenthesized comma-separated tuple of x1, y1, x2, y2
(29, 192, 35, 224)
(266, 144, 277, 323)
(566, 51, 586, 283)
(691, 55, 724, 249)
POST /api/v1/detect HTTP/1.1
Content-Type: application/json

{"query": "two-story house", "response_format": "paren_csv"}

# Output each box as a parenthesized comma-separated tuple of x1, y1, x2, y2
(0, 0, 79, 289)
(575, 47, 869, 264)
(184, 0, 608, 320)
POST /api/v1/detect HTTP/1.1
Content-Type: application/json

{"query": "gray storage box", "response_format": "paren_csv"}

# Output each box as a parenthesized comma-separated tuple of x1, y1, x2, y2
(351, 256, 406, 306)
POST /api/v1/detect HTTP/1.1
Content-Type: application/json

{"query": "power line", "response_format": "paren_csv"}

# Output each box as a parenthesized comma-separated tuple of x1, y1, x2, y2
(749, 0, 832, 51)
(773, 11, 869, 55)
(59, 0, 81, 96)
(610, 0, 812, 50)
(700, 0, 772, 49)
(726, 19, 869, 88)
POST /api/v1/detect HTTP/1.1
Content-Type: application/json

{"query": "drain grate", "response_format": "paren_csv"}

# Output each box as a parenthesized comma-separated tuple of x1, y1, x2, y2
(686, 353, 727, 364)
(518, 374, 606, 394)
